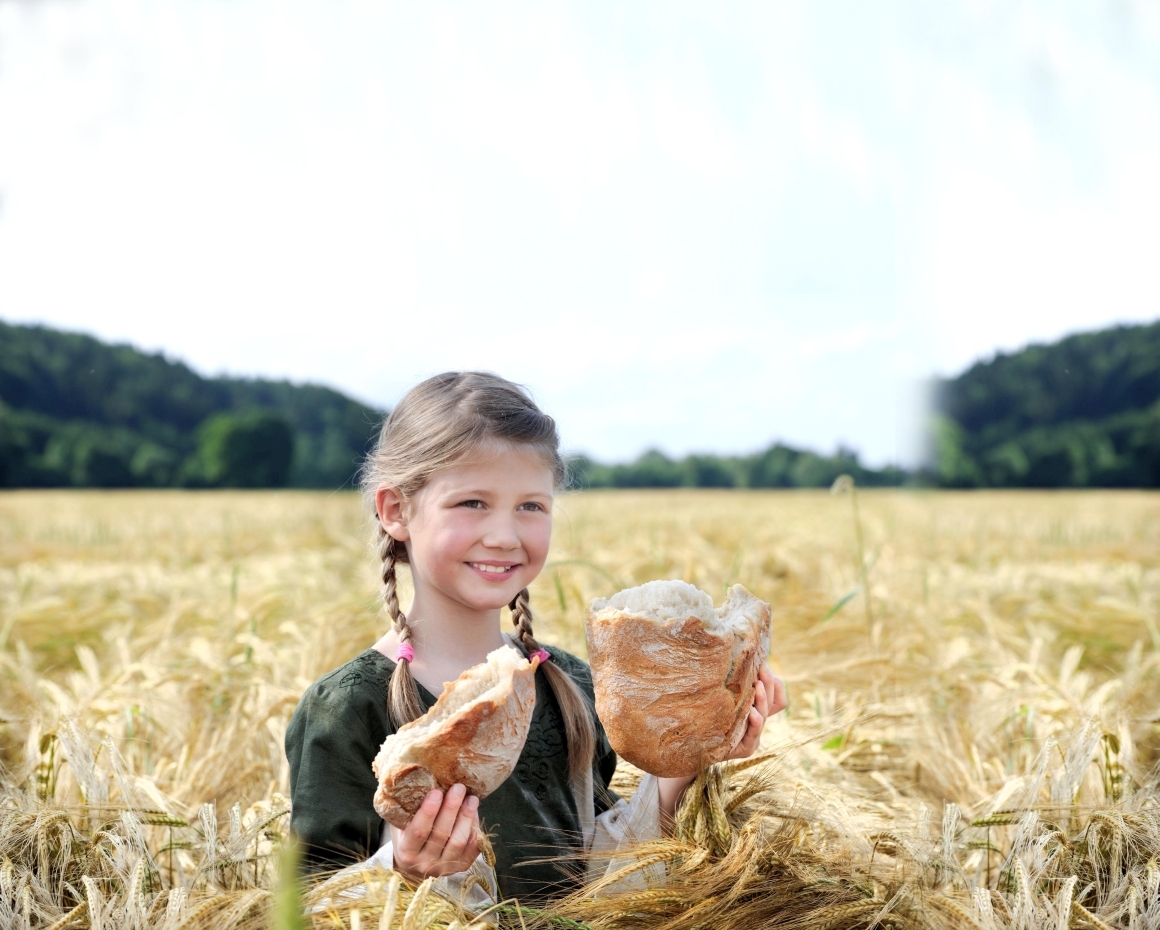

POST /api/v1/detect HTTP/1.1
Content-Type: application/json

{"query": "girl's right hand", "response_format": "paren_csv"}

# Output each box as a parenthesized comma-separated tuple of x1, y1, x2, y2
(390, 784, 481, 881)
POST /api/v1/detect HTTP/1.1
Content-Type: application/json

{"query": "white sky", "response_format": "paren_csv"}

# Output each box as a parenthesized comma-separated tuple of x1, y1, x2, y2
(2, 1, 1158, 466)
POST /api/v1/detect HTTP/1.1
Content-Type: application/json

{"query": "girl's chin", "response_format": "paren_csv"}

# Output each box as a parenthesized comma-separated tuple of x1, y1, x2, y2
(458, 586, 523, 612)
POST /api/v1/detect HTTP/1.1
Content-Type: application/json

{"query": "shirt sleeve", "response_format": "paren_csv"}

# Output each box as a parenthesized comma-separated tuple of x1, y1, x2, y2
(285, 681, 386, 872)
(588, 775, 664, 889)
(593, 726, 621, 817)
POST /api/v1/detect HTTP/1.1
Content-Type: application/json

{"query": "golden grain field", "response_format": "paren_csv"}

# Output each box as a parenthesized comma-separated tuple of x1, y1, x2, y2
(2, 488, 1159, 929)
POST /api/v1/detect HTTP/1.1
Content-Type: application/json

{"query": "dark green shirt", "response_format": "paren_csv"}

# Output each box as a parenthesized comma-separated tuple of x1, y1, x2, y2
(285, 645, 619, 904)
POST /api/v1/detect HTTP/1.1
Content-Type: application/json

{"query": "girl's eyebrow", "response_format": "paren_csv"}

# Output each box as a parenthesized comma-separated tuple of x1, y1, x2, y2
(435, 481, 553, 501)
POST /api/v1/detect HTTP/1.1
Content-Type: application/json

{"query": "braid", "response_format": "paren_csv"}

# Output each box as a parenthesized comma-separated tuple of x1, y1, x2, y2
(509, 588, 595, 782)
(509, 588, 537, 653)
(378, 526, 406, 629)
(377, 524, 425, 728)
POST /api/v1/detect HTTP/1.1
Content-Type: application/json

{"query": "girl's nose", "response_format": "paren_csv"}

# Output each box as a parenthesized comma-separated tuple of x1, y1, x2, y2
(480, 513, 521, 550)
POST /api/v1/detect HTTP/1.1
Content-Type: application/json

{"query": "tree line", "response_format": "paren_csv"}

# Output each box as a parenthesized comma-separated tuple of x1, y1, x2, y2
(569, 446, 906, 489)
(6, 317, 1156, 490)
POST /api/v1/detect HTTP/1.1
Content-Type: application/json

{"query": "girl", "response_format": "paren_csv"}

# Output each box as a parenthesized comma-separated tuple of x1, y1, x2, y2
(285, 372, 785, 904)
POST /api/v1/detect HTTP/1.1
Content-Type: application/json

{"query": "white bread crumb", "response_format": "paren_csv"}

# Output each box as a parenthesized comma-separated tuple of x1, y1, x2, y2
(594, 579, 716, 626)
(592, 579, 769, 644)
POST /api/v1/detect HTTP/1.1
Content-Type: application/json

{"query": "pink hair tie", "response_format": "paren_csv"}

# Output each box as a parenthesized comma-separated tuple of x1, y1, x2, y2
(531, 649, 551, 665)
(395, 643, 415, 663)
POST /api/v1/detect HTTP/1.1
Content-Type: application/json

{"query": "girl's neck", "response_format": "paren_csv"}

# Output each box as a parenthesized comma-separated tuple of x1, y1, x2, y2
(373, 592, 509, 697)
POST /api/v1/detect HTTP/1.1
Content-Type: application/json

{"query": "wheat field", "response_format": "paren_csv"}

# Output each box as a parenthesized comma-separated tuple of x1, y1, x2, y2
(2, 488, 1159, 929)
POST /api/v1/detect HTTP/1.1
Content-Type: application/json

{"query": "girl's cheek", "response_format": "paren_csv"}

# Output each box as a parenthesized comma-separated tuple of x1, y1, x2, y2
(525, 521, 552, 568)
(436, 527, 476, 563)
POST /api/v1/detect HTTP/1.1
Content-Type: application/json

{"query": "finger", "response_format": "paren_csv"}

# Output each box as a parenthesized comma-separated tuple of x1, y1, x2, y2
(434, 799, 479, 877)
(729, 707, 763, 757)
(461, 830, 480, 868)
(422, 783, 467, 855)
(396, 789, 443, 857)
(749, 705, 764, 738)
(769, 676, 788, 715)
(443, 795, 479, 862)
(753, 678, 769, 719)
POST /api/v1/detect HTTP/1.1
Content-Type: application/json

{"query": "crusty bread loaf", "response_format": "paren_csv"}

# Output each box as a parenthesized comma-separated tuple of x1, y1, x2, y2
(372, 646, 539, 828)
(585, 581, 772, 778)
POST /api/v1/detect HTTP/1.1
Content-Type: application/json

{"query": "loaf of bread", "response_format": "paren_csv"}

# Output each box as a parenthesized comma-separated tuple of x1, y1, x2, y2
(372, 646, 539, 828)
(585, 581, 772, 778)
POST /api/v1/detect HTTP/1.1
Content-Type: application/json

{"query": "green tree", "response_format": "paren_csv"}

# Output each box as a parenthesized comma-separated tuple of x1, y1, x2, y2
(192, 412, 295, 488)
(72, 442, 134, 487)
(609, 450, 686, 487)
(684, 455, 738, 488)
(747, 444, 799, 488)
(930, 416, 982, 488)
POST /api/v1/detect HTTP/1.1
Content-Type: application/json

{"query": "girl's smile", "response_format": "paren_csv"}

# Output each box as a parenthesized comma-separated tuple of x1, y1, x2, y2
(468, 561, 520, 577)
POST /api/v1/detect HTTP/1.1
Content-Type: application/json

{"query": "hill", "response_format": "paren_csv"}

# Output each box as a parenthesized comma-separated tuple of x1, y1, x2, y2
(0, 320, 909, 490)
(933, 319, 1160, 487)
(0, 321, 383, 488)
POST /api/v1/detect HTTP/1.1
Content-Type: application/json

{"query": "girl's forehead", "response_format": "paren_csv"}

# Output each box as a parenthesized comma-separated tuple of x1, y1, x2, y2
(428, 445, 555, 491)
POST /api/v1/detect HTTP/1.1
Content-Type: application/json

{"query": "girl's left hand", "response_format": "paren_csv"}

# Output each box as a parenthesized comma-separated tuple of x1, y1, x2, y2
(725, 665, 786, 761)
(658, 665, 786, 830)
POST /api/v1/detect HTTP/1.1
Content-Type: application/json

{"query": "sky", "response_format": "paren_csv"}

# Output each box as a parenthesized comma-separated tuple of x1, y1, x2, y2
(1, 1, 1158, 466)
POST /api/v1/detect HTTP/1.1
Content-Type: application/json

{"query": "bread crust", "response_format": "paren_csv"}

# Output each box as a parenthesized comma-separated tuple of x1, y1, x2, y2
(585, 584, 771, 778)
(372, 651, 539, 829)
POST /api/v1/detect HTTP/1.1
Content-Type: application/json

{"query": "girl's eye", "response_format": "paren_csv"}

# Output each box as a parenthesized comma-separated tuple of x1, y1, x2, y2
(458, 499, 485, 509)
(519, 501, 547, 513)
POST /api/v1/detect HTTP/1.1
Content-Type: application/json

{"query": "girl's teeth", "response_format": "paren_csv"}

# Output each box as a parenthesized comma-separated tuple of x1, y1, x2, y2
(473, 563, 511, 573)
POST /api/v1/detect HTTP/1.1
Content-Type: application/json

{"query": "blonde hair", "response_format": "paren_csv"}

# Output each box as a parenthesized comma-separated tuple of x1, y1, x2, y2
(360, 371, 595, 782)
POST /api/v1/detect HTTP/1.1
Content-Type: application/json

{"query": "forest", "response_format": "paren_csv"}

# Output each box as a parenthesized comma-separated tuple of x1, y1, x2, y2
(0, 321, 382, 489)
(933, 319, 1160, 487)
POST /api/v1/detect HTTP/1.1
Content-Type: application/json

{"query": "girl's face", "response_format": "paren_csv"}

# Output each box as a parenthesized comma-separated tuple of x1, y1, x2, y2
(384, 445, 555, 616)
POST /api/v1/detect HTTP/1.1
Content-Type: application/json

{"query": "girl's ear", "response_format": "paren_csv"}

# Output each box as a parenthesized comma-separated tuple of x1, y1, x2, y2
(375, 487, 411, 541)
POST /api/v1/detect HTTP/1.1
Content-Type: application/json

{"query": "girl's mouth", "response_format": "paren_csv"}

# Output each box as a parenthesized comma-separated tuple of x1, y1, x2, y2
(467, 562, 519, 577)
